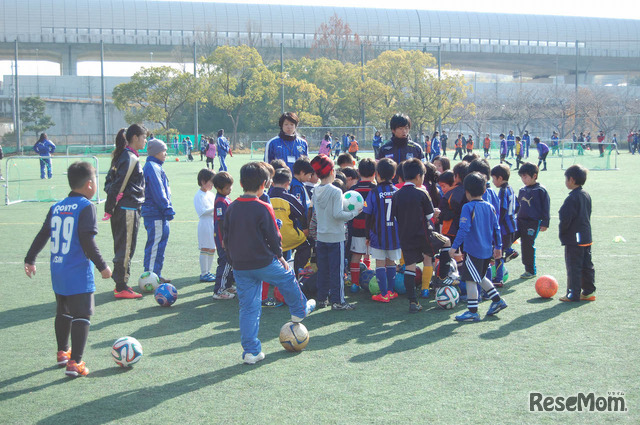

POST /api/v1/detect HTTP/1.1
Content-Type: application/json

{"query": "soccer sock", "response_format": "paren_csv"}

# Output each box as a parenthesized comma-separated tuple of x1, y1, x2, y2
(438, 249, 451, 278)
(207, 252, 215, 273)
(55, 314, 73, 352)
(70, 317, 90, 363)
(404, 270, 417, 303)
(262, 282, 270, 300)
(480, 277, 501, 302)
(466, 281, 479, 313)
(375, 267, 388, 296)
(200, 251, 208, 275)
(350, 263, 361, 287)
(422, 266, 433, 290)
(386, 266, 396, 293)
(363, 257, 371, 269)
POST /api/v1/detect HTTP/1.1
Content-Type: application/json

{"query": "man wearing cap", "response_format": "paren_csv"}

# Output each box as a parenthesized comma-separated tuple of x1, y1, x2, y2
(141, 138, 175, 283)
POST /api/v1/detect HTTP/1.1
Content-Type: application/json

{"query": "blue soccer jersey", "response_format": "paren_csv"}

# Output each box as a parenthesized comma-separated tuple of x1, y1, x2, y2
(49, 196, 96, 295)
(363, 182, 400, 250)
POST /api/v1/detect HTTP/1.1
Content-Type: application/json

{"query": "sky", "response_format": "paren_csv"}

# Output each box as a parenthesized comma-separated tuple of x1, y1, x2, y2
(1, 0, 638, 79)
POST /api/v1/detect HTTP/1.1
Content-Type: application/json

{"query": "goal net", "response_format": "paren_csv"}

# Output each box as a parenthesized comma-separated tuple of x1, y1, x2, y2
(4, 155, 103, 205)
(297, 126, 378, 152)
(560, 141, 618, 170)
(250, 141, 268, 159)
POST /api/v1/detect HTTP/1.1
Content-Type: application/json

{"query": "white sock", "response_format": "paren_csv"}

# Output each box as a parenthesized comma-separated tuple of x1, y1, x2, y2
(207, 251, 216, 274)
(200, 252, 208, 275)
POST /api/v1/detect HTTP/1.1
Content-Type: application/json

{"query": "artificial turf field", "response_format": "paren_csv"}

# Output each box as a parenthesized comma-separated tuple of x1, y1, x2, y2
(0, 150, 637, 424)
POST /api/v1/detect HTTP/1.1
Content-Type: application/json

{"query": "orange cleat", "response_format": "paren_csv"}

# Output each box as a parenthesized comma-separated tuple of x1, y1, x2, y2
(114, 287, 142, 299)
(65, 360, 89, 377)
(387, 291, 399, 300)
(57, 349, 71, 366)
(580, 293, 596, 301)
(372, 294, 390, 303)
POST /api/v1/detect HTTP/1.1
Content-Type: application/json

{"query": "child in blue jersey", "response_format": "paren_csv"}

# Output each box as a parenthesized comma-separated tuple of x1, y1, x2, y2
(516, 162, 550, 278)
(363, 158, 401, 302)
(550, 131, 560, 156)
(450, 172, 507, 322)
(217, 129, 231, 171)
(213, 171, 236, 299)
(506, 130, 516, 158)
(535, 137, 550, 171)
(25, 162, 112, 377)
(490, 164, 519, 287)
(499, 133, 512, 167)
(224, 162, 315, 364)
(142, 139, 175, 283)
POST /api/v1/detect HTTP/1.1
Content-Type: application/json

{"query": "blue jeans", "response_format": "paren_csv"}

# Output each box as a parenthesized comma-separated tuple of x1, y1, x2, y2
(315, 240, 345, 304)
(234, 258, 308, 356)
(219, 154, 227, 171)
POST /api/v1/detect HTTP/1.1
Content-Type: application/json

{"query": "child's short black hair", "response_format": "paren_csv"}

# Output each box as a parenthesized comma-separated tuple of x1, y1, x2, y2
(564, 164, 588, 186)
(272, 167, 292, 185)
(270, 158, 287, 171)
(452, 161, 469, 181)
(390, 113, 411, 130)
(402, 158, 425, 181)
(491, 163, 511, 181)
(260, 161, 275, 178)
(376, 158, 396, 181)
(292, 156, 314, 176)
(337, 153, 354, 167)
(67, 161, 96, 190)
(518, 162, 539, 178)
(278, 112, 299, 128)
(463, 172, 487, 197)
(439, 170, 454, 186)
(332, 178, 346, 192)
(357, 158, 376, 178)
(334, 170, 347, 185)
(467, 158, 491, 179)
(516, 136, 521, 141)
(433, 156, 450, 171)
(213, 171, 234, 191)
(534, 137, 541, 143)
(341, 166, 359, 181)
(240, 162, 268, 192)
(499, 133, 505, 138)
(462, 153, 479, 163)
(197, 168, 215, 187)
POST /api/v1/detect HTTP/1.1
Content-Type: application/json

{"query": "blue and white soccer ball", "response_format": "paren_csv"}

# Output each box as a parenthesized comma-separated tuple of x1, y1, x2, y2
(111, 336, 143, 367)
(154, 283, 178, 307)
(138, 271, 160, 293)
(436, 286, 460, 310)
(342, 190, 364, 212)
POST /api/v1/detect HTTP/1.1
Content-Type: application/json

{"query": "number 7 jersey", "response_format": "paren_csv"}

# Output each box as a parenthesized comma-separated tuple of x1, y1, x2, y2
(363, 182, 400, 250)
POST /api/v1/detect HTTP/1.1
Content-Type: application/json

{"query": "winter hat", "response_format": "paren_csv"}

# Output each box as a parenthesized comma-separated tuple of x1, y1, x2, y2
(147, 138, 167, 157)
(310, 154, 334, 179)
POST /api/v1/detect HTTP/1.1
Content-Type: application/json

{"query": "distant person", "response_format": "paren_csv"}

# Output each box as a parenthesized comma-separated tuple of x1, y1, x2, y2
(522, 130, 531, 158)
(319, 133, 332, 156)
(0, 142, 4, 180)
(33, 132, 56, 179)
(205, 137, 217, 169)
(506, 130, 516, 158)
(440, 130, 448, 156)
(217, 129, 231, 171)
(372, 131, 383, 158)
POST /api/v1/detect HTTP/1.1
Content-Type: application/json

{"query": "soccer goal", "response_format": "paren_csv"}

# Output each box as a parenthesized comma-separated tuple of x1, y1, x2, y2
(250, 141, 268, 159)
(4, 155, 103, 205)
(560, 141, 618, 170)
(297, 126, 379, 151)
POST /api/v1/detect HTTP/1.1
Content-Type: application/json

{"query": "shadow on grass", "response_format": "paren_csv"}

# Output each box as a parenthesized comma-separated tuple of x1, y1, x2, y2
(37, 352, 288, 425)
(0, 301, 56, 330)
(479, 301, 584, 340)
(0, 370, 68, 402)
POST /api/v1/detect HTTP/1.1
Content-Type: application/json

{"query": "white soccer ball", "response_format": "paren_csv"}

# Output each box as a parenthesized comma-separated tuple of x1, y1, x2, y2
(436, 286, 460, 310)
(111, 336, 143, 367)
(342, 190, 364, 212)
(138, 271, 160, 293)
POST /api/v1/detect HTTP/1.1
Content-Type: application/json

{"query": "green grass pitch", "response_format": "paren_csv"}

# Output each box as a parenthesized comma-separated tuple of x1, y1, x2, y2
(1, 151, 638, 424)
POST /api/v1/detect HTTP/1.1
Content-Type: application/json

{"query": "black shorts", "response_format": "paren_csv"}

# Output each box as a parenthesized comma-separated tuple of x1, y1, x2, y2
(402, 232, 449, 265)
(459, 253, 491, 283)
(56, 292, 95, 318)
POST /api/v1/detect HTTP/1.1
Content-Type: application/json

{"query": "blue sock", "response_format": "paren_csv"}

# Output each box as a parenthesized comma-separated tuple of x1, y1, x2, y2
(386, 266, 396, 292)
(375, 267, 388, 296)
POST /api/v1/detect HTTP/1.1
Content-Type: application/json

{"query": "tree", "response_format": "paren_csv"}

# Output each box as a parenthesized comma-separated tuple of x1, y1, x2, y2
(201, 45, 277, 148)
(311, 14, 366, 63)
(113, 66, 203, 141)
(21, 96, 55, 136)
(282, 77, 326, 127)
(340, 64, 391, 128)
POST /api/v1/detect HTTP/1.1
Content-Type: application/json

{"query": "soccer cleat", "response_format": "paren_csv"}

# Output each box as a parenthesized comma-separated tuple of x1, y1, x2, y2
(225, 286, 237, 294)
(455, 311, 481, 322)
(159, 276, 172, 283)
(520, 272, 536, 279)
(409, 302, 423, 313)
(261, 297, 277, 307)
(242, 351, 266, 365)
(292, 299, 316, 322)
(559, 295, 579, 302)
(504, 251, 519, 263)
(350, 284, 361, 293)
(114, 287, 142, 299)
(372, 293, 390, 303)
(486, 299, 508, 316)
(387, 291, 399, 300)
(442, 277, 457, 286)
(331, 302, 355, 310)
(213, 290, 235, 300)
(420, 289, 430, 298)
(199, 274, 215, 282)
(580, 292, 596, 301)
(492, 280, 504, 288)
(57, 349, 71, 366)
(65, 360, 89, 377)
(316, 299, 330, 309)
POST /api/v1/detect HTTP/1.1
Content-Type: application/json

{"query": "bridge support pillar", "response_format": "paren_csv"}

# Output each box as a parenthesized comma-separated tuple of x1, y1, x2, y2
(61, 45, 77, 76)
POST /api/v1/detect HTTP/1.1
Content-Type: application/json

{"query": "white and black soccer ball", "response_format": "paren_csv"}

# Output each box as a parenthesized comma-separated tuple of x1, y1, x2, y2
(436, 286, 460, 310)
(112, 336, 143, 367)
(342, 190, 364, 212)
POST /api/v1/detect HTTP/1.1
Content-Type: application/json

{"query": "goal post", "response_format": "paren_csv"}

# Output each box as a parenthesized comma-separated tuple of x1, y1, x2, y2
(5, 155, 103, 205)
(560, 141, 618, 170)
(250, 141, 268, 159)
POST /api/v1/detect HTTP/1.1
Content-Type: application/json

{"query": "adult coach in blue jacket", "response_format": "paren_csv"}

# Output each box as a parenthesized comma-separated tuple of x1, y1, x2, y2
(217, 129, 231, 171)
(33, 133, 56, 179)
(264, 112, 308, 171)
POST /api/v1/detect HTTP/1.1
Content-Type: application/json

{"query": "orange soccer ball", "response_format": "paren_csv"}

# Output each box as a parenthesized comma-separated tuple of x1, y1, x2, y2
(535, 275, 559, 298)
(175, 158, 180, 162)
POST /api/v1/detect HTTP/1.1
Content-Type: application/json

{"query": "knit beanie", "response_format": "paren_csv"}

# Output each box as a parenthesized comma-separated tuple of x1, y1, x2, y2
(147, 138, 167, 157)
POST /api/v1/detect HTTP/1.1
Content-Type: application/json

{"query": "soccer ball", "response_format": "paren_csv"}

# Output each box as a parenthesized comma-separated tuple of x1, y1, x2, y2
(112, 336, 143, 367)
(138, 271, 160, 293)
(359, 269, 375, 291)
(342, 190, 364, 212)
(154, 283, 178, 307)
(368, 276, 380, 295)
(535, 275, 559, 298)
(436, 286, 460, 309)
(490, 263, 509, 283)
(279, 322, 309, 352)
(394, 273, 406, 294)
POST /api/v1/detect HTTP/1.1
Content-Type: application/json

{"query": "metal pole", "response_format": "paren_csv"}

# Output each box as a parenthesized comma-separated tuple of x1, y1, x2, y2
(193, 43, 199, 144)
(361, 43, 365, 144)
(14, 39, 21, 152)
(437, 44, 442, 133)
(280, 43, 285, 114)
(101, 40, 107, 145)
(575, 40, 579, 96)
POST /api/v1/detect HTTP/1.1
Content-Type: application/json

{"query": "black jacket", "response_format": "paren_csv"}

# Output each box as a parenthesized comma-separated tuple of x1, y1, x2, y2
(558, 187, 592, 246)
(376, 137, 424, 163)
(104, 149, 145, 215)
